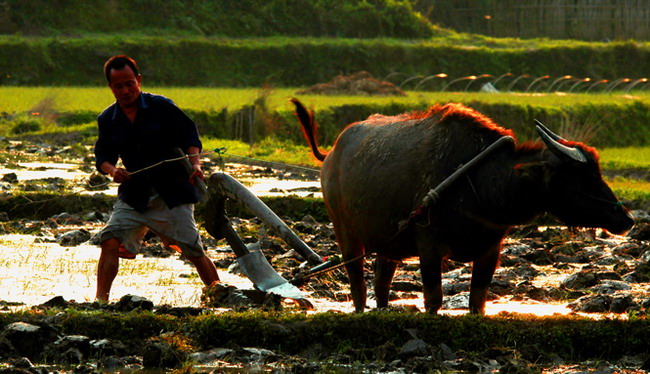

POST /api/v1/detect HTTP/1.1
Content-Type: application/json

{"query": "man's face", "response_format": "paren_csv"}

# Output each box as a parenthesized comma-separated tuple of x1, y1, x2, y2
(108, 65, 142, 108)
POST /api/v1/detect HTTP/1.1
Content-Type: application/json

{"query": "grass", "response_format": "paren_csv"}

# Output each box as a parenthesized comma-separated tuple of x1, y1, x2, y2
(1, 86, 650, 113)
(599, 147, 650, 169)
(2, 86, 650, 203)
(1, 307, 649, 364)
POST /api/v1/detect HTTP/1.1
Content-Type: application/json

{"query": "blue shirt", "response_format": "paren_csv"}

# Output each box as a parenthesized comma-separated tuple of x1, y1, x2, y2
(95, 92, 202, 212)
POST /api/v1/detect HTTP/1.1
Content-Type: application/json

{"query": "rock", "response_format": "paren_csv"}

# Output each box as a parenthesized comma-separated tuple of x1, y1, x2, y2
(116, 295, 154, 312)
(510, 263, 540, 280)
(391, 280, 422, 292)
(240, 347, 280, 363)
(399, 338, 429, 357)
(87, 172, 110, 190)
(301, 215, 318, 225)
(201, 283, 255, 308)
(502, 243, 534, 256)
(82, 211, 106, 222)
(590, 280, 631, 294)
(142, 340, 185, 368)
(58, 229, 91, 246)
(43, 335, 90, 363)
(568, 294, 612, 313)
(374, 341, 399, 362)
(1, 322, 59, 360)
(610, 294, 636, 313)
(627, 222, 650, 240)
(40, 296, 69, 309)
(443, 293, 469, 310)
(522, 249, 555, 265)
(631, 210, 650, 223)
(515, 282, 551, 301)
(189, 348, 234, 364)
(442, 280, 471, 296)
(563, 271, 598, 289)
(563, 270, 622, 290)
(90, 338, 126, 358)
(2, 173, 17, 183)
(627, 262, 650, 283)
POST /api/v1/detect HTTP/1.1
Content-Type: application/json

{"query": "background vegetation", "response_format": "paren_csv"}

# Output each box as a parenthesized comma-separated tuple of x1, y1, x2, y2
(1, 36, 649, 87)
(0, 0, 433, 38)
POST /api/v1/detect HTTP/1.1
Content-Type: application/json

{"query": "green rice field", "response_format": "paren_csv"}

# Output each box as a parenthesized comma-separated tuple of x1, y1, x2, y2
(1, 86, 649, 203)
(1, 86, 649, 113)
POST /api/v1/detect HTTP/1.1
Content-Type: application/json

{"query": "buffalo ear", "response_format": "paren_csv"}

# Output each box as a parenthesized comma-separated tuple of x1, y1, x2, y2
(513, 162, 550, 183)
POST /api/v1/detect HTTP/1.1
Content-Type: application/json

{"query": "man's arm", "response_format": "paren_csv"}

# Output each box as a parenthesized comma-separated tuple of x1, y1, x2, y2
(100, 161, 130, 183)
(187, 146, 204, 183)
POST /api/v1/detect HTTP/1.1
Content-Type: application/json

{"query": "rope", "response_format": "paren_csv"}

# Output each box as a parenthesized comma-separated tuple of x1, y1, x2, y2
(87, 146, 318, 189)
(115, 146, 319, 176)
(128, 147, 227, 176)
(219, 152, 320, 174)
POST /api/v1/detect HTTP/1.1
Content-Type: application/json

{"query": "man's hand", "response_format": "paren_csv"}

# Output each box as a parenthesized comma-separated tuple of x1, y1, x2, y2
(189, 164, 204, 185)
(100, 162, 130, 184)
(112, 167, 131, 184)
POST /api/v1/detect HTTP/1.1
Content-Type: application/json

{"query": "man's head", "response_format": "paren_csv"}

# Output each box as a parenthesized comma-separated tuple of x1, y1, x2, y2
(103, 55, 142, 108)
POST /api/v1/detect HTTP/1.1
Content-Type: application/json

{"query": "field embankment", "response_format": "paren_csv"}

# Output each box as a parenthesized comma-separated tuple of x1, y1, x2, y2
(1, 36, 649, 87)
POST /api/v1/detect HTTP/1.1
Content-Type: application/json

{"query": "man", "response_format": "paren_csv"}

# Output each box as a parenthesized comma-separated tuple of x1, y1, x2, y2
(94, 55, 219, 301)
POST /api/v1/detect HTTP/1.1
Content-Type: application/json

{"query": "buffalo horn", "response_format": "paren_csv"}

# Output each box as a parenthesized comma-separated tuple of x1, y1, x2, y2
(534, 119, 563, 141)
(534, 120, 587, 163)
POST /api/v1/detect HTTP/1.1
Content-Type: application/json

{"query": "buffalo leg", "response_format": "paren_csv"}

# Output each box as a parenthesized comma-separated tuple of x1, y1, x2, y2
(469, 245, 500, 314)
(374, 255, 399, 309)
(419, 252, 444, 313)
(338, 230, 366, 312)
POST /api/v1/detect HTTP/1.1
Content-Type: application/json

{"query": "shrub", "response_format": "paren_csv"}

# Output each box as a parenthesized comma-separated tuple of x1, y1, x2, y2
(10, 118, 41, 134)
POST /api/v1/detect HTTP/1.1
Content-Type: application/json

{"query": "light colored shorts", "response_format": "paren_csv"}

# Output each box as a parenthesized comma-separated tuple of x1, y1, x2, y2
(98, 194, 205, 258)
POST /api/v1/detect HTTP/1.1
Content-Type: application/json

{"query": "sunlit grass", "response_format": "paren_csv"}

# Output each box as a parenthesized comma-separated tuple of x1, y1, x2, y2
(2, 86, 650, 113)
(606, 176, 650, 201)
(599, 147, 650, 169)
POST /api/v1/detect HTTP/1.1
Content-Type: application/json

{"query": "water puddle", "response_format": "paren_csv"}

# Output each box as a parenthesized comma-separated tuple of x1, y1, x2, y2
(0, 162, 87, 181)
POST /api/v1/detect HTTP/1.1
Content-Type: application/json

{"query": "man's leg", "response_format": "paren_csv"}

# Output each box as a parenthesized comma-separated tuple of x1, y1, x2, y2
(96, 237, 121, 301)
(186, 254, 220, 286)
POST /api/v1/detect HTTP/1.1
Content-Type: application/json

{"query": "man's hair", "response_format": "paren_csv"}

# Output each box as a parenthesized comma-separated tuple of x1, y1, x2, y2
(103, 55, 139, 83)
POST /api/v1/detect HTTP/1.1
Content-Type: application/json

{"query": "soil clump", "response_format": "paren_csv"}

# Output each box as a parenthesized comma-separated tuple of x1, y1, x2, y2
(296, 71, 406, 96)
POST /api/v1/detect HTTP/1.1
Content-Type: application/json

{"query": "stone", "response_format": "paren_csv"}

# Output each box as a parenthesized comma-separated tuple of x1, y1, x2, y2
(90, 338, 126, 358)
(443, 293, 470, 310)
(400, 338, 429, 357)
(142, 340, 184, 368)
(43, 335, 90, 363)
(189, 348, 234, 364)
(40, 296, 69, 309)
(610, 294, 635, 313)
(2, 173, 17, 183)
(1, 322, 59, 361)
(590, 280, 631, 294)
(568, 294, 612, 313)
(116, 295, 154, 312)
(58, 229, 91, 246)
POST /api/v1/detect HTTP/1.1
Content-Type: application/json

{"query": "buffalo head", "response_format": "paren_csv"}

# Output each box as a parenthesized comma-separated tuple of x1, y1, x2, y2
(535, 120, 634, 235)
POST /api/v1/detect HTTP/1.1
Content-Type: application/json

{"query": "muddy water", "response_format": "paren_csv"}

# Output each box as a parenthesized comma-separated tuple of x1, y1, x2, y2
(0, 232, 576, 316)
(0, 159, 633, 318)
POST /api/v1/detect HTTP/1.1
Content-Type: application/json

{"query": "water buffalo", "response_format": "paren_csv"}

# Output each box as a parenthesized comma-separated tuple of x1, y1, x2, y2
(291, 98, 634, 314)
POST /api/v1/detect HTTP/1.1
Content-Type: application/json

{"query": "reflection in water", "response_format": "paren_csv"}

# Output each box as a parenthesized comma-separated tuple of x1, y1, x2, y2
(0, 234, 618, 319)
